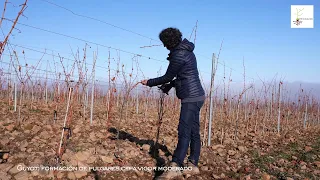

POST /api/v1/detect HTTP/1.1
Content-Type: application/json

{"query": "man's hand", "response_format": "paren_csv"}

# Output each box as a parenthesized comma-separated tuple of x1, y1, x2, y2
(141, 79, 148, 85)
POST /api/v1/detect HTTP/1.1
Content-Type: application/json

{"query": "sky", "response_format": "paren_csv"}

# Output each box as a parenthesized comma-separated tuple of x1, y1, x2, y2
(0, 0, 319, 93)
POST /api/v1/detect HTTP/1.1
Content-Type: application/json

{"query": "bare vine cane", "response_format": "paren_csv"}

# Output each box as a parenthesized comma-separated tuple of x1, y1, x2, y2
(53, 80, 60, 124)
(54, 80, 75, 177)
(113, 81, 141, 165)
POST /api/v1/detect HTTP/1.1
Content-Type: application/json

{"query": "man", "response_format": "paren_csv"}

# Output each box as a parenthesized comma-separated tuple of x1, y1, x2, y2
(141, 27, 205, 179)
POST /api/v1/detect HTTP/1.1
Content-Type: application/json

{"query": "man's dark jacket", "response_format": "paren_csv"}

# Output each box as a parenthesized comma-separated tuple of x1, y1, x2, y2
(147, 38, 205, 103)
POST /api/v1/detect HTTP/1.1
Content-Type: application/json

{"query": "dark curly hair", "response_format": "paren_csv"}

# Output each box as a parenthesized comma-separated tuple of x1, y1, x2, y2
(159, 27, 182, 50)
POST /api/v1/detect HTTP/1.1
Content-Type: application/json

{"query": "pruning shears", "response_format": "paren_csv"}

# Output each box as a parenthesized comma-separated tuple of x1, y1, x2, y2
(157, 83, 173, 95)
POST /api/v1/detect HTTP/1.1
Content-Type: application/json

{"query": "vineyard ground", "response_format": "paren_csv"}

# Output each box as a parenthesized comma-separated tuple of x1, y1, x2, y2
(0, 100, 319, 180)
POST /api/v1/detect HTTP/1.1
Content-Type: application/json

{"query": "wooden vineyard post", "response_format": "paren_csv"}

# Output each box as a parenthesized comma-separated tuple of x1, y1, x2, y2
(14, 81, 17, 112)
(207, 53, 216, 146)
(90, 52, 97, 125)
(277, 81, 282, 134)
(136, 87, 139, 114)
(55, 85, 74, 168)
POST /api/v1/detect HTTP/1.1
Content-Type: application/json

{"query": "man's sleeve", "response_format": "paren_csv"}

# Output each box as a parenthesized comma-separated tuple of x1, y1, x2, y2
(146, 54, 184, 87)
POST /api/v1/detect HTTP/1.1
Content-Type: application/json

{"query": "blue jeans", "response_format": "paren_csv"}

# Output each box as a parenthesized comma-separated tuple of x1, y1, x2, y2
(172, 100, 204, 167)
